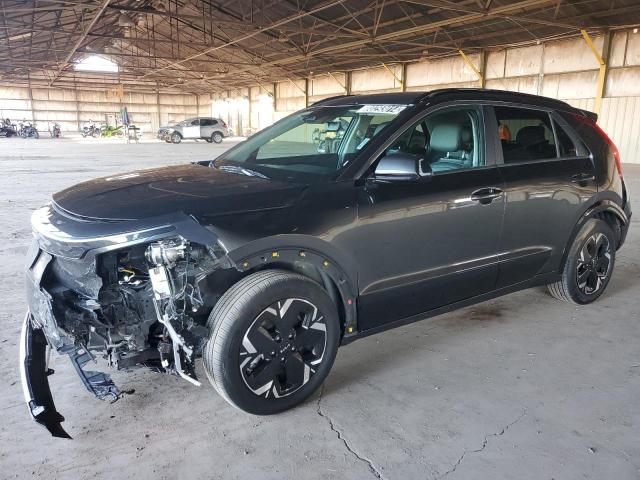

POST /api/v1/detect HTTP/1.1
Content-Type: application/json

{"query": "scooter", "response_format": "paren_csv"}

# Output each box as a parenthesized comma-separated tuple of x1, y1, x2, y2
(18, 121, 39, 139)
(0, 118, 16, 137)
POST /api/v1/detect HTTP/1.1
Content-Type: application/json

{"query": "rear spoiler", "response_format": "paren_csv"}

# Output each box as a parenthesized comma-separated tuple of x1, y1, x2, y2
(575, 108, 598, 123)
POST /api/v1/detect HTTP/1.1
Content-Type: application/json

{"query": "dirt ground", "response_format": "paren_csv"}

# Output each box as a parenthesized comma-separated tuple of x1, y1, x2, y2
(0, 136, 638, 480)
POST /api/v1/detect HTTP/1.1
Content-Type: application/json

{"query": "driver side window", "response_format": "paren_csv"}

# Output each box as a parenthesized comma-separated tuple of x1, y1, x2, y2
(389, 106, 485, 174)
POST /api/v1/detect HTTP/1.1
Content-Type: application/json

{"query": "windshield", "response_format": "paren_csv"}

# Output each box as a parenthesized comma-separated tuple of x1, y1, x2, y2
(214, 104, 409, 181)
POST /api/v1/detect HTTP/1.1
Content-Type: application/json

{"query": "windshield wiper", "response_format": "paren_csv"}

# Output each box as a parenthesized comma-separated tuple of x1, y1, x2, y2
(216, 164, 268, 179)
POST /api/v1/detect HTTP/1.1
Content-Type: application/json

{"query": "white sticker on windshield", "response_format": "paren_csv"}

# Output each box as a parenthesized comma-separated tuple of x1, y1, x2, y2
(356, 104, 407, 115)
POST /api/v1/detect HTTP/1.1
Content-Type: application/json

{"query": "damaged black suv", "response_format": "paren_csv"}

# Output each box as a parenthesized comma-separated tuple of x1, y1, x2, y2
(22, 89, 631, 438)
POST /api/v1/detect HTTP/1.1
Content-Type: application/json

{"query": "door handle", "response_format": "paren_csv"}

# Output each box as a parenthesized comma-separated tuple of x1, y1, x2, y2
(470, 187, 503, 205)
(571, 172, 595, 184)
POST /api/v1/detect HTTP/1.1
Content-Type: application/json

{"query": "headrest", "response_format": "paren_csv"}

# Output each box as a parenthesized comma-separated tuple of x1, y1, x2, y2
(430, 124, 461, 152)
(460, 126, 472, 144)
(373, 122, 389, 136)
(516, 125, 546, 146)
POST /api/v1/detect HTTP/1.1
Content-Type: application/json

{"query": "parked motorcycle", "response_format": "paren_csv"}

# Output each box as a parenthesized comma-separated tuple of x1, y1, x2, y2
(100, 124, 124, 138)
(18, 121, 39, 139)
(50, 122, 61, 138)
(81, 122, 102, 138)
(0, 118, 17, 138)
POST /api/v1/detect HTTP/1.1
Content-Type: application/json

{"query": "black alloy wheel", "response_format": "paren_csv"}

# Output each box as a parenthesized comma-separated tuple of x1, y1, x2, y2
(548, 219, 616, 304)
(203, 270, 340, 414)
(575, 232, 612, 295)
(239, 298, 327, 398)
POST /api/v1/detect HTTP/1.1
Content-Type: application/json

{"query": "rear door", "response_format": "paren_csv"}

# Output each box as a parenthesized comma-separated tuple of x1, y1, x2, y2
(200, 118, 217, 137)
(489, 105, 596, 287)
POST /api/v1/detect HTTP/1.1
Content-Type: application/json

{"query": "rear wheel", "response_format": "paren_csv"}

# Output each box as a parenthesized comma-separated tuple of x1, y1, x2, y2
(203, 270, 340, 414)
(548, 219, 616, 304)
(170, 132, 182, 144)
(212, 132, 223, 143)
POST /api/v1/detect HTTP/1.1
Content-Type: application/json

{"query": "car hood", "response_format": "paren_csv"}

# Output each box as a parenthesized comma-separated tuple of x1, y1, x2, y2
(52, 164, 306, 221)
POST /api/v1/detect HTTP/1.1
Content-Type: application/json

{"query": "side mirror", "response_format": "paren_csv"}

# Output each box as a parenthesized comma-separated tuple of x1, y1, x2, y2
(373, 152, 432, 182)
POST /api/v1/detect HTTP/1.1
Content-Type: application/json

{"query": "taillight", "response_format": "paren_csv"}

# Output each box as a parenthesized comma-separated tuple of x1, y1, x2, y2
(220, 120, 227, 127)
(573, 113, 623, 178)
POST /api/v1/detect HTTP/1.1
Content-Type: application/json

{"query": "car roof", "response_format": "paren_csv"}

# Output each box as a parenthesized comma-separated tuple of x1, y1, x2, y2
(313, 88, 580, 114)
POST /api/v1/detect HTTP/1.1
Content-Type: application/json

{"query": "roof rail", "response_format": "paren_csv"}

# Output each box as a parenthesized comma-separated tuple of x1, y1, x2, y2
(311, 95, 355, 106)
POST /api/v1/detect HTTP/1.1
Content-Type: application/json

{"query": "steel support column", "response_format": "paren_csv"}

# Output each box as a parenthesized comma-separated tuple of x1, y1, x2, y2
(581, 29, 611, 116)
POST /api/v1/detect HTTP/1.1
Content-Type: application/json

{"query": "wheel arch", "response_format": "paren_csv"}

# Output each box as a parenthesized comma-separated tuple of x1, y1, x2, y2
(224, 236, 359, 340)
(559, 197, 628, 271)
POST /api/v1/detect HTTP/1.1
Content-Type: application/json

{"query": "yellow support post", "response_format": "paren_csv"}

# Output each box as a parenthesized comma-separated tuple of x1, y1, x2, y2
(327, 72, 347, 93)
(381, 62, 404, 90)
(581, 29, 610, 115)
(458, 50, 483, 88)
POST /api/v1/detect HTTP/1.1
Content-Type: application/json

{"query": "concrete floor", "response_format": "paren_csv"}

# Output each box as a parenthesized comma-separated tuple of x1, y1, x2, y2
(0, 136, 638, 480)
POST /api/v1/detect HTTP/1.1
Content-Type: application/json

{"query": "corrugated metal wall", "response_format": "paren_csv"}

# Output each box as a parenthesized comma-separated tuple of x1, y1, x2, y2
(211, 28, 640, 163)
(0, 86, 199, 134)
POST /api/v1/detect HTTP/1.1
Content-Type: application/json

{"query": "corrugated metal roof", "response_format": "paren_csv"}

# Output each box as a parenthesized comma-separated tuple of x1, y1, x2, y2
(1, 0, 639, 92)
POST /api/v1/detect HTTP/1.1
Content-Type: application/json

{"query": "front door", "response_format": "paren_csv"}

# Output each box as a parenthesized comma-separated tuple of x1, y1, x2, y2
(352, 105, 506, 331)
(182, 118, 200, 138)
(489, 105, 598, 287)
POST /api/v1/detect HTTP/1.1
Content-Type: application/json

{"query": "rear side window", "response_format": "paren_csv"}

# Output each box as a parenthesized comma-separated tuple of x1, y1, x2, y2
(200, 118, 212, 126)
(494, 106, 557, 163)
(553, 120, 578, 157)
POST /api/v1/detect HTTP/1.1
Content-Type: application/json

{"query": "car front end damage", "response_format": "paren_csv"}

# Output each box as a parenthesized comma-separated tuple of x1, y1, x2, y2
(21, 204, 236, 438)
(157, 126, 174, 141)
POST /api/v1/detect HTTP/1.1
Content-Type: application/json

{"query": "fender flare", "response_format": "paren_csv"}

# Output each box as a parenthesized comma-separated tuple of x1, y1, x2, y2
(560, 198, 628, 270)
(227, 235, 359, 337)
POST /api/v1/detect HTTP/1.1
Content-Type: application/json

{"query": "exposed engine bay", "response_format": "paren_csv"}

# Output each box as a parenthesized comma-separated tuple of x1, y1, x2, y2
(23, 227, 242, 437)
(94, 238, 226, 384)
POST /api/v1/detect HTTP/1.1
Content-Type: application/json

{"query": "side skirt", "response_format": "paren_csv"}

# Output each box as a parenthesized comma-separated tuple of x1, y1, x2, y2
(342, 272, 560, 345)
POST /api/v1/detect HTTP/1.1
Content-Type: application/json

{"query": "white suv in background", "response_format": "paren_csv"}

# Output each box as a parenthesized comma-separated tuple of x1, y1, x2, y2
(158, 117, 233, 144)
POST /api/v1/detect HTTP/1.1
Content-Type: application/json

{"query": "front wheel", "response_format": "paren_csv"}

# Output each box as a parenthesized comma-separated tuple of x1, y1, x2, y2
(170, 132, 182, 144)
(548, 219, 616, 304)
(212, 132, 223, 143)
(203, 270, 340, 415)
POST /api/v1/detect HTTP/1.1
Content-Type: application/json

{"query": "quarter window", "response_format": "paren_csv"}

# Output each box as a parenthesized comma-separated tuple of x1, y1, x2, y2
(554, 120, 578, 157)
(494, 106, 557, 163)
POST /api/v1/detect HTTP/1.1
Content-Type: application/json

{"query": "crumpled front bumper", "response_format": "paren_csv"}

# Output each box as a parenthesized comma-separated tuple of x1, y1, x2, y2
(22, 242, 121, 438)
(19, 312, 70, 439)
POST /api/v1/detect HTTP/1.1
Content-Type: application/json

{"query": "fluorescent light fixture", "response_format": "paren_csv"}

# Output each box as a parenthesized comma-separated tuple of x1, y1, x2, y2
(75, 55, 118, 73)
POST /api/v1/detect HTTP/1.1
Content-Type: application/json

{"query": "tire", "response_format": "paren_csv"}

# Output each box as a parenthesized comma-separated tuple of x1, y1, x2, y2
(203, 270, 340, 415)
(547, 219, 616, 304)
(212, 132, 223, 143)
(205, 137, 213, 143)
(171, 132, 182, 144)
